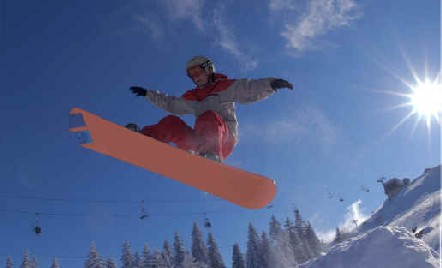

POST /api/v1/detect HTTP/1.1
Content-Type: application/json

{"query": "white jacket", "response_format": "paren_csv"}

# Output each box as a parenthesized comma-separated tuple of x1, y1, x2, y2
(144, 73, 277, 145)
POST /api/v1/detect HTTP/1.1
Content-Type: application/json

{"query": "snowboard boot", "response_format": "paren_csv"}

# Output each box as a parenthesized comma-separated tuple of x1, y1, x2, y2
(200, 152, 222, 163)
(125, 123, 141, 132)
(187, 150, 198, 155)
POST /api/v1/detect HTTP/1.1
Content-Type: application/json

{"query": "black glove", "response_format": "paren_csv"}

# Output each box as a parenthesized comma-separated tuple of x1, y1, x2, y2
(270, 79, 293, 91)
(130, 86, 147, 96)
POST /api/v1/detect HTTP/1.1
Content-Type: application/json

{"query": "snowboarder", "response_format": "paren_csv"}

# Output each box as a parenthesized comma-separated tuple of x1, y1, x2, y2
(127, 55, 293, 163)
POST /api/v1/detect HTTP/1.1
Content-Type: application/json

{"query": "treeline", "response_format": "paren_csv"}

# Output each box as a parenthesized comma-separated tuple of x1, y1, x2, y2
(6, 209, 326, 267)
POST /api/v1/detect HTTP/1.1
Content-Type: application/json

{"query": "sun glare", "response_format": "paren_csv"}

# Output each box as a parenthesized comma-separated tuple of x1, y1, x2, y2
(381, 72, 442, 136)
(408, 78, 442, 128)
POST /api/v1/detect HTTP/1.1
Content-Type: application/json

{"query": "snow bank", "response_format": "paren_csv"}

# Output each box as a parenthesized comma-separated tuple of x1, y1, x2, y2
(301, 226, 440, 268)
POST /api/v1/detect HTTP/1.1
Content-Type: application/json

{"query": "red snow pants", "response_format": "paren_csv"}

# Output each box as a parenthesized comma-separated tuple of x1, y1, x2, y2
(140, 111, 235, 161)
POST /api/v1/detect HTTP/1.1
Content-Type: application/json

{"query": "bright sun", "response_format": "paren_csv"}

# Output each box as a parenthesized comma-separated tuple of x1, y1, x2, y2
(383, 73, 442, 135)
(408, 79, 442, 127)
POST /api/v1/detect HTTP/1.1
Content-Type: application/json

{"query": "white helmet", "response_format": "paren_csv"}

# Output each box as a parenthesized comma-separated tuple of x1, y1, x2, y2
(186, 55, 216, 74)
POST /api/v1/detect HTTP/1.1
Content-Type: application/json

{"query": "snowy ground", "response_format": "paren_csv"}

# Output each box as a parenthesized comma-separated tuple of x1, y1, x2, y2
(301, 165, 441, 268)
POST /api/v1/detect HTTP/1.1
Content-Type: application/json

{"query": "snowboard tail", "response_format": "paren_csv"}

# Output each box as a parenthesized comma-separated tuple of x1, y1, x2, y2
(68, 107, 276, 209)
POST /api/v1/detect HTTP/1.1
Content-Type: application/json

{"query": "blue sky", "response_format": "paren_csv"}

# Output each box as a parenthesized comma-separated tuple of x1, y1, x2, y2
(0, 0, 440, 266)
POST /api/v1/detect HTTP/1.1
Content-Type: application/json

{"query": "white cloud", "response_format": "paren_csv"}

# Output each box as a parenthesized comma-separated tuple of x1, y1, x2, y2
(133, 14, 164, 42)
(212, 8, 258, 71)
(162, 0, 205, 31)
(279, 0, 362, 53)
(269, 0, 297, 11)
(131, 0, 258, 71)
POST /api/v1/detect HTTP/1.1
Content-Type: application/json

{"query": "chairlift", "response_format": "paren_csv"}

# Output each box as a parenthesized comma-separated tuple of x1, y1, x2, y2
(203, 213, 211, 228)
(360, 186, 370, 193)
(139, 200, 149, 220)
(34, 213, 42, 235)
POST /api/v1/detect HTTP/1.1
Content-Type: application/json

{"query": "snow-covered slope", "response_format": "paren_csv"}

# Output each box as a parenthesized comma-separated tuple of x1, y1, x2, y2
(302, 165, 441, 268)
(301, 226, 440, 268)
(359, 165, 441, 251)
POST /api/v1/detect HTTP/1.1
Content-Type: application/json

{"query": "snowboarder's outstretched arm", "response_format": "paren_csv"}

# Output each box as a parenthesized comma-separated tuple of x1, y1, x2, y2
(130, 86, 195, 115)
(217, 78, 293, 104)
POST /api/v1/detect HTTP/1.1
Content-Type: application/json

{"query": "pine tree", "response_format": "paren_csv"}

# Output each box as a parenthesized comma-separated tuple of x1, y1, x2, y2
(161, 240, 173, 268)
(207, 232, 225, 268)
(85, 241, 104, 268)
(143, 244, 152, 268)
(274, 231, 298, 268)
(288, 225, 308, 264)
(334, 227, 343, 243)
(181, 251, 196, 268)
(173, 232, 186, 268)
(30, 256, 38, 268)
(151, 250, 167, 268)
(105, 258, 117, 268)
(294, 209, 305, 230)
(283, 217, 294, 231)
(305, 222, 322, 257)
(21, 250, 32, 268)
(191, 222, 209, 265)
(133, 251, 142, 268)
(269, 215, 282, 242)
(121, 241, 133, 268)
(6, 256, 13, 268)
(292, 210, 318, 262)
(232, 243, 245, 268)
(51, 257, 60, 268)
(259, 232, 272, 268)
(246, 223, 261, 268)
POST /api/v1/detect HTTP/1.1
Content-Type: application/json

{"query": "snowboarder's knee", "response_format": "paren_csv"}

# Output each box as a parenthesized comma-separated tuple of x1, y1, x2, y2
(159, 114, 186, 126)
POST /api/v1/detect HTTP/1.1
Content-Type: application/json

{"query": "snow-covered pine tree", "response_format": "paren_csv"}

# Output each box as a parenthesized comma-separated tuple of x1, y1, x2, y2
(30, 256, 38, 268)
(207, 232, 225, 268)
(6, 256, 13, 268)
(274, 230, 298, 268)
(85, 241, 104, 268)
(133, 251, 142, 268)
(288, 225, 308, 264)
(181, 251, 197, 268)
(232, 243, 245, 268)
(51, 257, 60, 268)
(105, 258, 117, 268)
(151, 250, 167, 268)
(283, 217, 294, 230)
(283, 216, 302, 262)
(121, 241, 133, 268)
(259, 232, 272, 268)
(293, 209, 308, 241)
(269, 215, 283, 242)
(161, 240, 173, 268)
(142, 244, 152, 268)
(191, 222, 209, 265)
(21, 250, 31, 268)
(246, 223, 261, 268)
(173, 232, 186, 268)
(305, 222, 322, 257)
(293, 210, 317, 262)
(294, 209, 305, 230)
(334, 227, 343, 243)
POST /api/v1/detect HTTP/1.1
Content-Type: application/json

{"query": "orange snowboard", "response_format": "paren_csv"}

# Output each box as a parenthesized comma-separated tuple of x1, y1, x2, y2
(68, 108, 276, 209)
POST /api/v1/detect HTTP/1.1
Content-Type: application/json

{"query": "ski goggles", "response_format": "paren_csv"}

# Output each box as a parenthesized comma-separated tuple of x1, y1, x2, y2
(186, 66, 206, 79)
